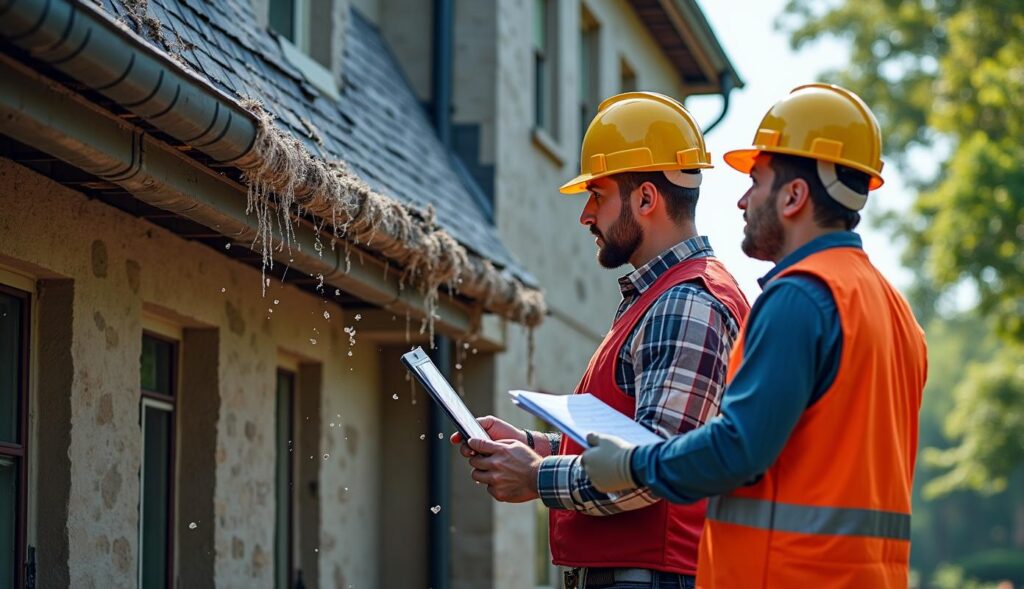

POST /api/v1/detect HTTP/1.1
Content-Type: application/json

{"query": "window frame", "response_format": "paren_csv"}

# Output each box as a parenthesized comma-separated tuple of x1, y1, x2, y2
(578, 5, 601, 146)
(138, 330, 178, 589)
(274, 367, 298, 589)
(0, 282, 30, 589)
(532, 0, 560, 140)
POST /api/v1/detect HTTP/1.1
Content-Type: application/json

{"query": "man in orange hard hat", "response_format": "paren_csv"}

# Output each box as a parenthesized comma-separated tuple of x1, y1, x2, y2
(581, 84, 928, 588)
(452, 92, 749, 588)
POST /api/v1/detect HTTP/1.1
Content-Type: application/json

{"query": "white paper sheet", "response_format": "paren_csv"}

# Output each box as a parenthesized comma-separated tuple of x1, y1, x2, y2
(509, 390, 664, 448)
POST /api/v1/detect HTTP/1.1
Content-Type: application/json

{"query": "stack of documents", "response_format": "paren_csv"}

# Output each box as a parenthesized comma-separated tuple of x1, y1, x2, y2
(509, 390, 665, 448)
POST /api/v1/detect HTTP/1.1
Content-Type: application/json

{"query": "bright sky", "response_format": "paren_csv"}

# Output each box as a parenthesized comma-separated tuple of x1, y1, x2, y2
(686, 0, 915, 299)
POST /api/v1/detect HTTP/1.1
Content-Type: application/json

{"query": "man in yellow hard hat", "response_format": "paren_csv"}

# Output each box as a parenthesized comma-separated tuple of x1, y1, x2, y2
(452, 92, 749, 588)
(580, 84, 928, 588)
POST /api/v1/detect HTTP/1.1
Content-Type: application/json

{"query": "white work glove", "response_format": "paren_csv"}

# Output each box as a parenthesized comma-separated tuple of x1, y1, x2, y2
(581, 433, 638, 493)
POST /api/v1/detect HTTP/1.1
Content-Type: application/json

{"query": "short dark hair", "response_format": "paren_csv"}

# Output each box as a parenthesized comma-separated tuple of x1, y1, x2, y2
(613, 170, 700, 223)
(768, 154, 869, 230)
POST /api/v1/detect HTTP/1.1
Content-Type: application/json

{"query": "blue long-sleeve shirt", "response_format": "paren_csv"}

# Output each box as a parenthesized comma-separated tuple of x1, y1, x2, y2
(630, 232, 861, 503)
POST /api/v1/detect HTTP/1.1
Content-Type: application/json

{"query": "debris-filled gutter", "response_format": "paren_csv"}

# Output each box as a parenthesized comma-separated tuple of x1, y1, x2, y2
(0, 0, 547, 332)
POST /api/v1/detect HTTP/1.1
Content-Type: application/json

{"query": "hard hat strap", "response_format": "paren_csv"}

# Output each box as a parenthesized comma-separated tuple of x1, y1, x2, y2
(816, 161, 867, 211)
(663, 170, 702, 189)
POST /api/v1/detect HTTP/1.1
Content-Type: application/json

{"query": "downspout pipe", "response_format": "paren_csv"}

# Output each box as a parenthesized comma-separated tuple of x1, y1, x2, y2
(0, 0, 258, 166)
(431, 0, 454, 150)
(701, 70, 735, 135)
(429, 2, 454, 587)
(428, 336, 453, 589)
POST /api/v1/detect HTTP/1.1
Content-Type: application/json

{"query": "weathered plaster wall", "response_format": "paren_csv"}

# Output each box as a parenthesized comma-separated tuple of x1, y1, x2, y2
(0, 158, 384, 587)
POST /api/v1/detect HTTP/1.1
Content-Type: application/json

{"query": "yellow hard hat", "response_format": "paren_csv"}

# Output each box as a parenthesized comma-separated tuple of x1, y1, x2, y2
(559, 92, 712, 194)
(723, 84, 885, 208)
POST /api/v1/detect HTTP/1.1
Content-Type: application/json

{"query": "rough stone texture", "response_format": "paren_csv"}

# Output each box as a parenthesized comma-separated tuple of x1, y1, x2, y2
(0, 158, 384, 586)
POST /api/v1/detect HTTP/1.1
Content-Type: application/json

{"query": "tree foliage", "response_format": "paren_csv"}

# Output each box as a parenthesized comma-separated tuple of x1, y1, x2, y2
(780, 0, 1024, 498)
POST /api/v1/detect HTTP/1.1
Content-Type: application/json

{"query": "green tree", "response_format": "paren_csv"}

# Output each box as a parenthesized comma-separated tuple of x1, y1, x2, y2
(779, 0, 1024, 584)
(780, 0, 1024, 496)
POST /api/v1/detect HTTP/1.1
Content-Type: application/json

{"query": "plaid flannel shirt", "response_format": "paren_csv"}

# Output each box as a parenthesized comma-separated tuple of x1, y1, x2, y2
(537, 236, 740, 515)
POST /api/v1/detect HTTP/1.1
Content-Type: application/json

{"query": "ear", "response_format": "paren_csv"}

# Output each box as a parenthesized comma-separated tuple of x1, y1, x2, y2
(635, 182, 660, 218)
(780, 178, 811, 219)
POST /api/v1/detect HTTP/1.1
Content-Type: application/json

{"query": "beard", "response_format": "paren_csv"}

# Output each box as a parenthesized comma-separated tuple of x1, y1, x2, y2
(592, 204, 643, 269)
(741, 190, 785, 261)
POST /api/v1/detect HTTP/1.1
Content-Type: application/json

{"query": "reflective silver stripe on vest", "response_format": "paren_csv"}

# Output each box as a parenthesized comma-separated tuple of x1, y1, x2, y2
(708, 496, 911, 541)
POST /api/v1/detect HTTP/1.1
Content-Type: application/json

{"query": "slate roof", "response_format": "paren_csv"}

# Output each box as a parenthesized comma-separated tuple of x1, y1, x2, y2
(96, 0, 536, 287)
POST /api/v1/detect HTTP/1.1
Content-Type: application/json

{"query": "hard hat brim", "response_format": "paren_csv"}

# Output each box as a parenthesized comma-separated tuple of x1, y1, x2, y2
(723, 147, 884, 190)
(559, 162, 714, 195)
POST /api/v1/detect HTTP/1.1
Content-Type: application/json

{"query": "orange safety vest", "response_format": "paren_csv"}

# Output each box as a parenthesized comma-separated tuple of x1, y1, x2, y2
(551, 257, 750, 575)
(696, 247, 927, 588)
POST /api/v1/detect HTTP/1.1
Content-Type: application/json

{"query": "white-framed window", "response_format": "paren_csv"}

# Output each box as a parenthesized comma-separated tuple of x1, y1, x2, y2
(138, 325, 180, 589)
(268, 0, 340, 100)
(578, 5, 601, 144)
(533, 0, 559, 139)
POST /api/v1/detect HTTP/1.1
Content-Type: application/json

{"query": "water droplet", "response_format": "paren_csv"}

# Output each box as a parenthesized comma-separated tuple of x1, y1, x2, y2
(273, 299, 280, 305)
(220, 287, 226, 293)
(188, 521, 198, 530)
(330, 422, 336, 427)
(355, 313, 362, 321)
(268, 308, 274, 313)
(347, 350, 353, 357)
(224, 243, 231, 250)
(430, 505, 441, 514)
(437, 432, 443, 440)
(314, 548, 319, 553)
(455, 363, 462, 370)
(323, 453, 330, 460)
(472, 348, 478, 355)
(334, 289, 341, 295)
(323, 311, 331, 320)
(344, 487, 349, 492)
(463, 342, 470, 349)
(309, 455, 314, 460)
(419, 434, 426, 440)
(310, 338, 317, 345)
(265, 278, 271, 287)
(392, 394, 399, 400)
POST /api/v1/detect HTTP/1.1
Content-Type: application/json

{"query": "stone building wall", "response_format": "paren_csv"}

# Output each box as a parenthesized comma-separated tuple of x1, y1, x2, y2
(0, 158, 384, 587)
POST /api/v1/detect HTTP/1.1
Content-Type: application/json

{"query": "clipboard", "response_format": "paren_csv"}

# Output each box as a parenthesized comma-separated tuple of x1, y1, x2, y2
(401, 347, 491, 441)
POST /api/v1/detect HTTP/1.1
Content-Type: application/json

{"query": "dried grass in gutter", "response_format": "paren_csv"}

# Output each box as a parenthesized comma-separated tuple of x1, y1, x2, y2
(236, 101, 547, 330)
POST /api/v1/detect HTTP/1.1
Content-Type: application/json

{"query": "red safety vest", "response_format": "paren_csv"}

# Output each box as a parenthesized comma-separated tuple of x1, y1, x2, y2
(696, 247, 927, 588)
(550, 257, 749, 575)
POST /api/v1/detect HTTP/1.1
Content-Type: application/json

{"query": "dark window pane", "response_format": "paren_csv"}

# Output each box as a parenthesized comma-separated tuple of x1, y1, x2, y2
(141, 336, 173, 396)
(0, 456, 16, 588)
(275, 372, 294, 589)
(269, 0, 296, 42)
(0, 293, 23, 444)
(141, 406, 171, 589)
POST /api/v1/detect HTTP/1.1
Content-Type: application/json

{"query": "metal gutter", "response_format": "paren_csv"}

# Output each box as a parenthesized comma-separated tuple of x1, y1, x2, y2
(0, 55, 497, 343)
(670, 0, 745, 92)
(0, 0, 259, 166)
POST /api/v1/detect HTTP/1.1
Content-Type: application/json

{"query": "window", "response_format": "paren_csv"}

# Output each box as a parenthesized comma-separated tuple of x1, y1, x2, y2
(0, 284, 29, 589)
(139, 333, 177, 589)
(533, 0, 559, 138)
(267, 0, 339, 100)
(578, 7, 600, 144)
(620, 57, 637, 93)
(274, 369, 296, 589)
(269, 0, 310, 52)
